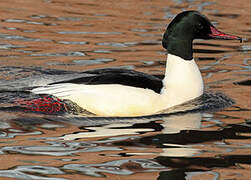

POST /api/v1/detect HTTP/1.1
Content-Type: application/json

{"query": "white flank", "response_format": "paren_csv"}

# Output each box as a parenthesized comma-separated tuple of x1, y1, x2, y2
(31, 54, 204, 116)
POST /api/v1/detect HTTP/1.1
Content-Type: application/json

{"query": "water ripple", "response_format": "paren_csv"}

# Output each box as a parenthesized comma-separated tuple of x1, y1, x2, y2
(0, 33, 51, 42)
(0, 165, 65, 180)
(62, 159, 167, 177)
(58, 31, 122, 35)
(57, 41, 88, 45)
(96, 42, 137, 47)
(3, 18, 56, 26)
(30, 51, 86, 57)
(1, 141, 121, 156)
(0, 43, 25, 49)
(72, 58, 114, 65)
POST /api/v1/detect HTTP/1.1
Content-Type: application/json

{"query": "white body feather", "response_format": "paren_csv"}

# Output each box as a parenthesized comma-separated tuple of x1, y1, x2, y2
(31, 54, 204, 116)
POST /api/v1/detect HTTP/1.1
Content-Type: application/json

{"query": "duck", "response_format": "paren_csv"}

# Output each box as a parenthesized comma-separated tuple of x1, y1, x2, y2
(31, 11, 241, 117)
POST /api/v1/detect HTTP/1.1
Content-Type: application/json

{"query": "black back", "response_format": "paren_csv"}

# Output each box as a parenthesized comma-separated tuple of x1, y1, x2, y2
(51, 68, 164, 93)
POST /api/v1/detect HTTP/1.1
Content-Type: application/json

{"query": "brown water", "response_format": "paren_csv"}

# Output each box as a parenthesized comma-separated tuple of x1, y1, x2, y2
(0, 0, 250, 179)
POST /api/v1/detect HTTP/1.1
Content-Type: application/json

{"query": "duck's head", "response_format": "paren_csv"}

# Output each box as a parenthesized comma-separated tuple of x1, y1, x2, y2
(162, 11, 242, 60)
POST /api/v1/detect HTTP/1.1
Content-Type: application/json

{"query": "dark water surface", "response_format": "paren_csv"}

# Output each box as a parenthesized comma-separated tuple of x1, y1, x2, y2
(0, 0, 250, 179)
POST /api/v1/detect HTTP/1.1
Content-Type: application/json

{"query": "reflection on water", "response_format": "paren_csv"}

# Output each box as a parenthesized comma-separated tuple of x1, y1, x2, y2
(0, 0, 250, 179)
(0, 107, 250, 179)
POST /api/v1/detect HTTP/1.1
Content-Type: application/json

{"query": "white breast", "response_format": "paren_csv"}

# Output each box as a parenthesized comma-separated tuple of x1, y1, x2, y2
(160, 54, 204, 108)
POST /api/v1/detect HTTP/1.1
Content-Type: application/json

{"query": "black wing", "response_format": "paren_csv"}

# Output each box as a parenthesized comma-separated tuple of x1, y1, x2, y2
(50, 68, 164, 93)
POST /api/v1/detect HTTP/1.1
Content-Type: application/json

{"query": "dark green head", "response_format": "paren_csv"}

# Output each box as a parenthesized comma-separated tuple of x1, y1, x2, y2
(162, 11, 241, 60)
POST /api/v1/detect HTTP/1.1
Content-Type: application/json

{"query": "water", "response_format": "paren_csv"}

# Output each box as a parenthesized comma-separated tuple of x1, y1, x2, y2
(0, 0, 250, 179)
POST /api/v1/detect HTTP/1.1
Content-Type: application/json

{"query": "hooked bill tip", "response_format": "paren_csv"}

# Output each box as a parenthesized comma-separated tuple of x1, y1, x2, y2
(209, 26, 242, 42)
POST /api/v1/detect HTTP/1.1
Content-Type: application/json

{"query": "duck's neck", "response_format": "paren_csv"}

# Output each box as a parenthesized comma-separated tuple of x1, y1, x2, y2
(160, 54, 204, 107)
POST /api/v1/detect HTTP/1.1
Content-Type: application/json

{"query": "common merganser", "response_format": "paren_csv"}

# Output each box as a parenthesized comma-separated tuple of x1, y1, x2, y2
(31, 11, 241, 117)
